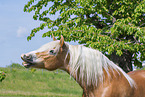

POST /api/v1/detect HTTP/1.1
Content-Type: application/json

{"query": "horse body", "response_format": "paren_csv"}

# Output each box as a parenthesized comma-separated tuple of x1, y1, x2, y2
(73, 67, 144, 97)
(21, 35, 145, 97)
(81, 68, 145, 97)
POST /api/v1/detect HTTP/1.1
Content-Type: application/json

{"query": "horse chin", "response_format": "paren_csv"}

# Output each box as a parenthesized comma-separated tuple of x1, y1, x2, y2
(22, 62, 35, 68)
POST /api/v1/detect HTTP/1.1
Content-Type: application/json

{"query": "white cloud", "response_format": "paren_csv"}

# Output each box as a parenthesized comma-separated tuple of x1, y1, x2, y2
(17, 26, 29, 37)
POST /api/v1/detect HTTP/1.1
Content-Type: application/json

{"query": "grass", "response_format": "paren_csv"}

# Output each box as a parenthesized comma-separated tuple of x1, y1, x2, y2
(0, 67, 82, 97)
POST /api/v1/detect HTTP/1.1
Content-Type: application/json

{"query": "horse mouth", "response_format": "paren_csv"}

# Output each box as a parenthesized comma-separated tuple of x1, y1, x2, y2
(21, 54, 35, 68)
(22, 62, 33, 68)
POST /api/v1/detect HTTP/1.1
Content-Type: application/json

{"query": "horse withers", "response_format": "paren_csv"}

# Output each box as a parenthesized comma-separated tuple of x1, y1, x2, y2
(21, 35, 145, 97)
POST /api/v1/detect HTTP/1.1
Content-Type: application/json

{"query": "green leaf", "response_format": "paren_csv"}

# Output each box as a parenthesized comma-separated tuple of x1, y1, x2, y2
(116, 50, 123, 56)
(27, 36, 31, 41)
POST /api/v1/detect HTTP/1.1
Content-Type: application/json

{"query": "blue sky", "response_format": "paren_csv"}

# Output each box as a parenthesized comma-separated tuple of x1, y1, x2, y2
(0, 0, 77, 67)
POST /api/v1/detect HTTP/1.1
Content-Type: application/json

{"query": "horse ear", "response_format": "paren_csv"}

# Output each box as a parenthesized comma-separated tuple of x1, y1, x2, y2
(60, 35, 64, 48)
(52, 34, 57, 41)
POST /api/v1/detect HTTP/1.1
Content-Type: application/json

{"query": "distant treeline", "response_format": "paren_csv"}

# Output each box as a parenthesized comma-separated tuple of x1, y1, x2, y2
(7, 63, 24, 69)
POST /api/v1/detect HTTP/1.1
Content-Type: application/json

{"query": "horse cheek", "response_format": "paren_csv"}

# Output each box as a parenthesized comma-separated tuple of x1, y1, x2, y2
(44, 57, 60, 70)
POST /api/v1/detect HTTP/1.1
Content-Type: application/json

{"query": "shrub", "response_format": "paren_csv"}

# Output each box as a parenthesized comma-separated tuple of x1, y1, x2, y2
(7, 63, 24, 69)
(0, 71, 6, 82)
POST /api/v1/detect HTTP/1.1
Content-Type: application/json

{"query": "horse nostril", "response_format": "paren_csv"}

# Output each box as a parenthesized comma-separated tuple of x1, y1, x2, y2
(26, 55, 32, 59)
(21, 54, 34, 63)
(24, 55, 32, 60)
(22, 54, 32, 60)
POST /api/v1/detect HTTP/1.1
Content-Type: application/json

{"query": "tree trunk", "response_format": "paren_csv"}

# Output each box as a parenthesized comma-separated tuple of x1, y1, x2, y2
(110, 50, 133, 73)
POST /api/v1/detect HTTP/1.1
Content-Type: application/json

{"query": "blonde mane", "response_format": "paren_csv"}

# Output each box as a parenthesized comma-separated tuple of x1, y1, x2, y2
(68, 45, 135, 87)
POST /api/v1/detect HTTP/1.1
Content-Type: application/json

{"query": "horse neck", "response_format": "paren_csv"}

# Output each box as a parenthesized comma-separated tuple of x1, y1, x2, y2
(62, 64, 85, 88)
(59, 44, 135, 90)
(59, 62, 84, 88)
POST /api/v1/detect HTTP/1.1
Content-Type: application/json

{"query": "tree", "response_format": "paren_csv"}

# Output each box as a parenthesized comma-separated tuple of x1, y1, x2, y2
(24, 0, 145, 72)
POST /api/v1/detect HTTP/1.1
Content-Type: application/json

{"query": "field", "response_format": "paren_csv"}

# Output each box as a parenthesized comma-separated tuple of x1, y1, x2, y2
(0, 67, 82, 97)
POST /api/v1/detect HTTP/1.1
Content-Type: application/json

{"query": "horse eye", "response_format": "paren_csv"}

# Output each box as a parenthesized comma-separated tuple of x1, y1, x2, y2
(50, 50, 54, 53)
(49, 50, 56, 55)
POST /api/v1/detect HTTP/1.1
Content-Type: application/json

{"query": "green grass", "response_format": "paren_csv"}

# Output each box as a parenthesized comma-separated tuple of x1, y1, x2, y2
(0, 67, 82, 97)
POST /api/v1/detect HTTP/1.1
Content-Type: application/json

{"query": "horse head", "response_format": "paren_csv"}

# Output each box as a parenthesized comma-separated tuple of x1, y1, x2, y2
(21, 35, 69, 71)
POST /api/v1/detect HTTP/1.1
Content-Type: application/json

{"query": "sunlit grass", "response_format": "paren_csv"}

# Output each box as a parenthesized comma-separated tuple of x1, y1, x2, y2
(0, 67, 82, 97)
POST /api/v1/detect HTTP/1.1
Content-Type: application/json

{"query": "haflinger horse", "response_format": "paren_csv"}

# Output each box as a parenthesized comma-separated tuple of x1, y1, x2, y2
(21, 35, 145, 97)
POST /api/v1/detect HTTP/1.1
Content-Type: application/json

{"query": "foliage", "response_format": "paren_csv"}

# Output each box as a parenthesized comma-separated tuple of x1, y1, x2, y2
(7, 63, 24, 69)
(0, 70, 6, 82)
(141, 67, 145, 70)
(24, 0, 145, 67)
(30, 68, 36, 73)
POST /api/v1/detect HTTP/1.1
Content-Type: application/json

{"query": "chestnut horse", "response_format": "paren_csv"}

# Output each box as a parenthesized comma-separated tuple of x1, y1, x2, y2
(21, 35, 145, 97)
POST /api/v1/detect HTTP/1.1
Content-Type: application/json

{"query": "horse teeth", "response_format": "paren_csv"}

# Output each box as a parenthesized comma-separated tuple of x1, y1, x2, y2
(23, 64, 28, 66)
(22, 62, 30, 66)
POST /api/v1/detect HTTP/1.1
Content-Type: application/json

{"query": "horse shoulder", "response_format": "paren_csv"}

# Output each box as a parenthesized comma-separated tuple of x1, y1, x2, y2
(89, 75, 134, 97)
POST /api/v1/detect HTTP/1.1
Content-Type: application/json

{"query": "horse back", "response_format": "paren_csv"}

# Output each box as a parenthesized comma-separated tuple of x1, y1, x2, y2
(127, 70, 145, 97)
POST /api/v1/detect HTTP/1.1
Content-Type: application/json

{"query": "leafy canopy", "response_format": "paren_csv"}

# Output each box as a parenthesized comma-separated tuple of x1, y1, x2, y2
(24, 0, 145, 67)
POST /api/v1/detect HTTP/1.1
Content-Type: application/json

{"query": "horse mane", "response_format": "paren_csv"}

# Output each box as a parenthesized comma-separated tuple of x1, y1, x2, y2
(68, 45, 136, 88)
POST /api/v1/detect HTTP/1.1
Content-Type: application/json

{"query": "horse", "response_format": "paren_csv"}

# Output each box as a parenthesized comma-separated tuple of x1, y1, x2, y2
(21, 35, 145, 97)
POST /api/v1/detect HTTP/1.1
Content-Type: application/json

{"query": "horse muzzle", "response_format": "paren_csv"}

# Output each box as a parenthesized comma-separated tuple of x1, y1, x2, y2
(21, 54, 34, 68)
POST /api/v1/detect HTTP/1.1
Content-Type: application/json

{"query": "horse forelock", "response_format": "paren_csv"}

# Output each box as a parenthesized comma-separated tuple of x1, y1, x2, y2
(67, 45, 136, 88)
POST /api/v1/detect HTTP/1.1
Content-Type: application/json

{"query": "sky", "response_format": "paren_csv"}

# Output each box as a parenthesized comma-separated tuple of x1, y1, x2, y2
(0, 0, 77, 67)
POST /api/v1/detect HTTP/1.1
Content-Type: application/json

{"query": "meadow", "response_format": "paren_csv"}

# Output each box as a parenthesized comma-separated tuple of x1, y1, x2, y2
(0, 67, 82, 97)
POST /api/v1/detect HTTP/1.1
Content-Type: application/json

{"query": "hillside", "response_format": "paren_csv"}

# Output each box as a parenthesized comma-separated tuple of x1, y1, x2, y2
(0, 67, 82, 97)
